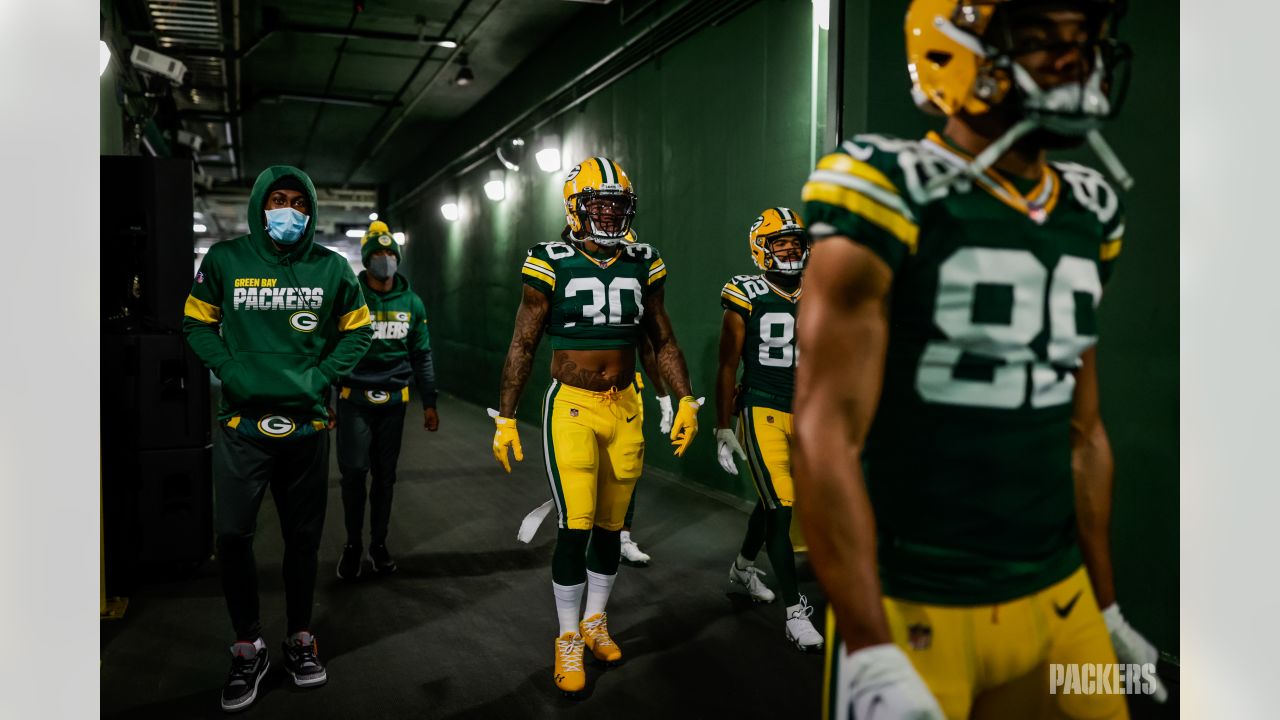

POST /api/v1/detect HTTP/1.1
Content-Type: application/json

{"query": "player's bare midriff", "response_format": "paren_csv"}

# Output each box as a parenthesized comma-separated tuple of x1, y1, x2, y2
(551, 347, 636, 392)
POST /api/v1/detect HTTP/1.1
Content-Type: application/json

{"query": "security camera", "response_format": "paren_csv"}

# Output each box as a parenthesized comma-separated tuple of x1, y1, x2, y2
(130, 46, 187, 86)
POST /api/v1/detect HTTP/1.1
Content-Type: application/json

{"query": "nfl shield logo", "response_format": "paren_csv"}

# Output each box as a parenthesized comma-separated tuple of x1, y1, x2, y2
(907, 623, 932, 650)
(1028, 205, 1047, 225)
(195, 270, 205, 284)
(569, 408, 579, 417)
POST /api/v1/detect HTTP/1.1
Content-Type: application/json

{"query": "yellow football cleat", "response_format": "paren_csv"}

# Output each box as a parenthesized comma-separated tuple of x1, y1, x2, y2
(553, 631, 586, 695)
(579, 612, 622, 664)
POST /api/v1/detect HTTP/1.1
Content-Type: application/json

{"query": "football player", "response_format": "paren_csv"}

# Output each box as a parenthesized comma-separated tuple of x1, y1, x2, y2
(715, 208, 823, 653)
(793, 1, 1164, 718)
(493, 157, 700, 696)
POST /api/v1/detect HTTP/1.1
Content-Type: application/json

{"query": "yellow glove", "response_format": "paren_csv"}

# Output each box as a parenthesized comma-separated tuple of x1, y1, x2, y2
(489, 410, 523, 473)
(669, 395, 702, 457)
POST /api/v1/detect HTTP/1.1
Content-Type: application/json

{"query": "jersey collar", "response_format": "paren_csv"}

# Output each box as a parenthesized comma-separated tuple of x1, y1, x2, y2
(922, 131, 1061, 225)
(763, 277, 802, 303)
(574, 244, 622, 269)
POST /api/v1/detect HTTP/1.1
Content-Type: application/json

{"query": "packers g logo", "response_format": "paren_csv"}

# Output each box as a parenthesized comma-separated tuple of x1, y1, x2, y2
(378, 235, 393, 247)
(290, 310, 319, 332)
(365, 390, 390, 404)
(257, 415, 296, 437)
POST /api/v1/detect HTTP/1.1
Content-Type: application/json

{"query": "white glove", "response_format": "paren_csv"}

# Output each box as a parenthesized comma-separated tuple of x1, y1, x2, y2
(838, 643, 945, 720)
(1102, 603, 1168, 703)
(716, 427, 747, 475)
(516, 499, 554, 544)
(657, 395, 674, 434)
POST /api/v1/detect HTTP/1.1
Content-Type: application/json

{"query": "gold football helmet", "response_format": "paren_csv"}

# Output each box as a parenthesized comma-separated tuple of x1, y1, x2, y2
(563, 157, 636, 246)
(748, 207, 808, 276)
(905, 0, 1133, 187)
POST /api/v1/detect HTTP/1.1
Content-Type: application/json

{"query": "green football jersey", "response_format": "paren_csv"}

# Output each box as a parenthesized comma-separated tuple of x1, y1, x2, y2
(721, 274, 801, 413)
(521, 240, 667, 350)
(802, 131, 1126, 605)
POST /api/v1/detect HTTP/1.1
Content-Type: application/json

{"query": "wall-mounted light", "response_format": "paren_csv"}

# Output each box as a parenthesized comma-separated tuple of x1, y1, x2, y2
(345, 228, 366, 238)
(441, 200, 460, 221)
(454, 53, 475, 87)
(393, 232, 407, 245)
(484, 170, 506, 202)
(535, 134, 562, 173)
(100, 40, 111, 77)
(369, 212, 379, 221)
(812, 0, 830, 30)
(193, 223, 207, 233)
(438, 40, 458, 49)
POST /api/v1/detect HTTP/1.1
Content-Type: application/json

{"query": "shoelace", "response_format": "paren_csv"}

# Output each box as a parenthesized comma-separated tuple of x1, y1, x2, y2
(557, 636, 584, 672)
(737, 565, 769, 594)
(581, 615, 615, 647)
(289, 640, 319, 669)
(788, 596, 815, 622)
(227, 651, 258, 684)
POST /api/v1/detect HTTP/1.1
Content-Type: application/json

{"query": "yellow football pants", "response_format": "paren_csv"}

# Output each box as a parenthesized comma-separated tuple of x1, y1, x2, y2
(823, 566, 1128, 720)
(541, 379, 644, 531)
(738, 405, 794, 509)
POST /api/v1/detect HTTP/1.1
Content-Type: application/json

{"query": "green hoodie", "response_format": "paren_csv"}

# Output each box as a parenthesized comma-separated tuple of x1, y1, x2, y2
(341, 271, 437, 409)
(182, 165, 373, 433)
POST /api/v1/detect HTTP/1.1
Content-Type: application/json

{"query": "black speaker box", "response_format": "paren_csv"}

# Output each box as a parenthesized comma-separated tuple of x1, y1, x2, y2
(101, 332, 211, 452)
(101, 156, 194, 332)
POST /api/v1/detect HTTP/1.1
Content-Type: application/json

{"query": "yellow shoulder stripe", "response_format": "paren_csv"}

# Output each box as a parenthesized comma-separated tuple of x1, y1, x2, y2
(525, 256, 554, 275)
(226, 415, 241, 429)
(647, 266, 667, 285)
(522, 264, 557, 289)
(1100, 238, 1122, 261)
(339, 305, 372, 331)
(721, 287, 752, 312)
(801, 181, 919, 253)
(184, 295, 222, 324)
(401, 387, 410, 403)
(818, 152, 898, 194)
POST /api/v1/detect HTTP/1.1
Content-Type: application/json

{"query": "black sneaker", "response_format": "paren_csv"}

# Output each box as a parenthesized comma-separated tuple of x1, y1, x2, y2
(336, 543, 362, 581)
(221, 640, 269, 713)
(281, 632, 328, 687)
(369, 543, 397, 574)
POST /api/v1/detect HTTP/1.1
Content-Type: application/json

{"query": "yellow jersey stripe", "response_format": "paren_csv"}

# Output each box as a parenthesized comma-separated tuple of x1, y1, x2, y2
(1100, 238, 1122, 261)
(648, 259, 666, 276)
(818, 152, 898, 194)
(721, 290, 752, 312)
(226, 415, 241, 429)
(801, 181, 919, 252)
(184, 295, 222, 324)
(338, 305, 372, 332)
(647, 266, 667, 285)
(522, 264, 557, 289)
(401, 387, 410, 403)
(525, 256, 555, 276)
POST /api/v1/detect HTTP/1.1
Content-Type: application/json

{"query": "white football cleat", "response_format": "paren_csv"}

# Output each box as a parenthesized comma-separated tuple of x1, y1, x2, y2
(728, 561, 776, 603)
(620, 537, 651, 564)
(785, 595, 824, 652)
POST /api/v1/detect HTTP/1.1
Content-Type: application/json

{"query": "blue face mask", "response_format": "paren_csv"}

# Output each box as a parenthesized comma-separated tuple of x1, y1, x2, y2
(264, 207, 309, 245)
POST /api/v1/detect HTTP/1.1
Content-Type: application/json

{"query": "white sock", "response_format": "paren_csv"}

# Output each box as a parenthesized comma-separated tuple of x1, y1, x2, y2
(583, 570, 617, 619)
(620, 530, 633, 544)
(736, 553, 754, 570)
(553, 581, 585, 636)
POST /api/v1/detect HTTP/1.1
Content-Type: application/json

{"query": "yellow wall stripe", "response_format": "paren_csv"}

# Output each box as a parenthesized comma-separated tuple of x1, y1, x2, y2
(801, 181, 919, 252)
(338, 305, 372, 331)
(184, 295, 222, 324)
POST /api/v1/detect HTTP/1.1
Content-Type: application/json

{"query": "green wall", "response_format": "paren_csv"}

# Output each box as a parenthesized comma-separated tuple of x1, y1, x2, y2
(838, 0, 1179, 656)
(397, 0, 819, 500)
(393, 0, 1178, 654)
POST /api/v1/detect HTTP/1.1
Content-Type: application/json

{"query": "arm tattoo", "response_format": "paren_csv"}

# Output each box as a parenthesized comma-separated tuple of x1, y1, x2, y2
(637, 333, 668, 395)
(642, 289, 693, 398)
(499, 287, 548, 417)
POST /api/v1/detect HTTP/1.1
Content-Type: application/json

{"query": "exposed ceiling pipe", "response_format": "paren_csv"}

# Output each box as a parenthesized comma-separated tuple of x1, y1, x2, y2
(389, 0, 756, 212)
(230, 0, 243, 181)
(298, 7, 363, 168)
(356, 0, 503, 168)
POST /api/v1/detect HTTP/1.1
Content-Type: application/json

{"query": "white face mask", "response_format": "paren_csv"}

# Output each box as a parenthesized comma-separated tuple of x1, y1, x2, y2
(369, 255, 397, 280)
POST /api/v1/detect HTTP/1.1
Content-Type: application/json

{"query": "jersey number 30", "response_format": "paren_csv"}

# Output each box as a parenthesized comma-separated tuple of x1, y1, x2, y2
(917, 247, 1100, 409)
(564, 277, 644, 326)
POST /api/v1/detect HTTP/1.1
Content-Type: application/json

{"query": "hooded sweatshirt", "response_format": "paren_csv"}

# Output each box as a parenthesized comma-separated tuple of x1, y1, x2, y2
(182, 166, 373, 434)
(340, 271, 437, 409)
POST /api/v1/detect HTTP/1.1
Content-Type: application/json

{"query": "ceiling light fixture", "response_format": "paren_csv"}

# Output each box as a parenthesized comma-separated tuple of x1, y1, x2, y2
(369, 212, 379, 221)
(441, 201, 460, 221)
(454, 53, 474, 87)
